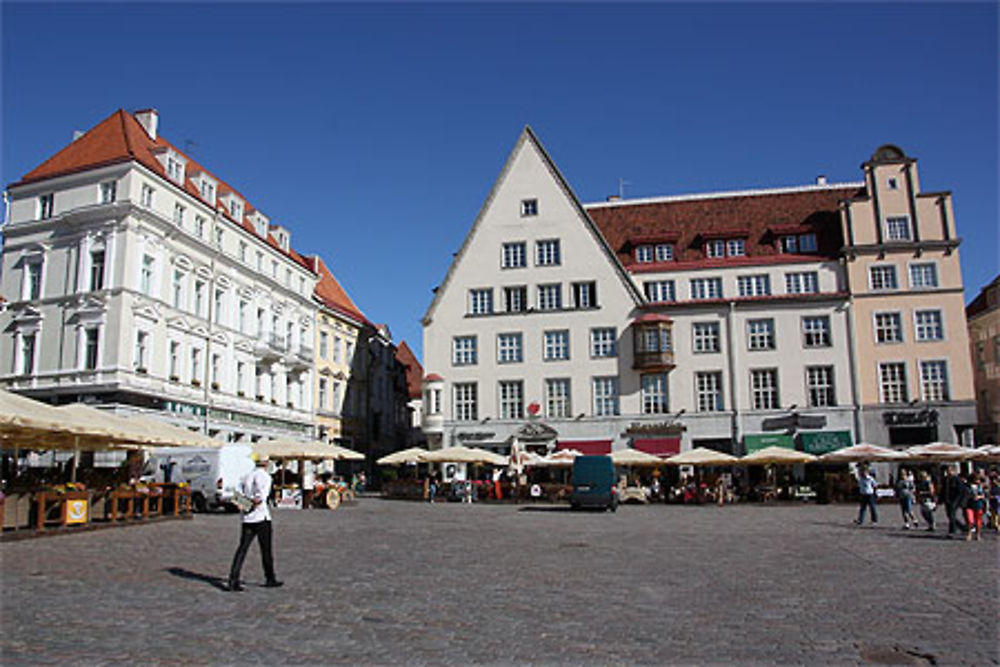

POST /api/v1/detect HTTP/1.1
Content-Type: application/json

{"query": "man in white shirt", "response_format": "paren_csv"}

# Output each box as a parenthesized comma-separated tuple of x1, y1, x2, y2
(227, 455, 283, 591)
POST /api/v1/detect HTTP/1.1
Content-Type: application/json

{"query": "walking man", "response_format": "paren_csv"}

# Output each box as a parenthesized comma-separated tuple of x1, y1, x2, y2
(939, 466, 968, 537)
(228, 454, 283, 591)
(854, 465, 879, 525)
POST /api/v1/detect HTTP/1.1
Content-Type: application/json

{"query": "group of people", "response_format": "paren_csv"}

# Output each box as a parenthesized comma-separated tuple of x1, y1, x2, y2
(855, 464, 997, 541)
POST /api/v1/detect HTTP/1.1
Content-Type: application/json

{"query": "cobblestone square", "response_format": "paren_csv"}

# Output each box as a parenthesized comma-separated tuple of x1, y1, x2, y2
(1, 500, 997, 665)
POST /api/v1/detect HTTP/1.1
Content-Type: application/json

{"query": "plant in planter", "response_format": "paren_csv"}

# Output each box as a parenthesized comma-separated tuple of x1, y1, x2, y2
(256, 394, 265, 401)
(191, 379, 201, 387)
(169, 374, 179, 382)
(237, 390, 246, 397)
(136, 367, 148, 375)
(211, 382, 220, 390)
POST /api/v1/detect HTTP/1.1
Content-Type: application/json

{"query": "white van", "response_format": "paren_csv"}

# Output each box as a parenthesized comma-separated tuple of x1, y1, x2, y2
(144, 444, 254, 512)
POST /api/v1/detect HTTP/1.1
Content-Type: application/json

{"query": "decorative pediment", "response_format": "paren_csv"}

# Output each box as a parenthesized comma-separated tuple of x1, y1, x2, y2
(171, 254, 193, 271)
(238, 285, 255, 300)
(167, 316, 192, 332)
(12, 304, 43, 324)
(195, 266, 213, 280)
(211, 331, 229, 345)
(234, 340, 254, 353)
(514, 420, 558, 442)
(191, 325, 210, 337)
(216, 275, 233, 290)
(132, 303, 161, 324)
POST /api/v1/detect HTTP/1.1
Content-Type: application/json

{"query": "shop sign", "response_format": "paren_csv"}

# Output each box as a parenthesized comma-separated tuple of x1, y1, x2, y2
(457, 431, 496, 442)
(761, 413, 827, 431)
(883, 409, 938, 426)
(515, 421, 557, 442)
(623, 421, 685, 436)
(165, 401, 206, 417)
(744, 433, 794, 453)
(66, 499, 88, 524)
(799, 430, 852, 454)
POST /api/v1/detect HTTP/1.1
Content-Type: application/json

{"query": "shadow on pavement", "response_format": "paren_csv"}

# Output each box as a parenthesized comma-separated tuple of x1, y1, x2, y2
(166, 567, 229, 591)
(517, 506, 576, 513)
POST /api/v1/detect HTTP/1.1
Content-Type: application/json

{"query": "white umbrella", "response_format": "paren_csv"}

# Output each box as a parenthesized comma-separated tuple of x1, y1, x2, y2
(611, 448, 664, 467)
(534, 449, 583, 468)
(905, 442, 974, 461)
(377, 447, 429, 465)
(665, 447, 738, 466)
(422, 446, 507, 466)
(740, 446, 817, 465)
(819, 443, 909, 463)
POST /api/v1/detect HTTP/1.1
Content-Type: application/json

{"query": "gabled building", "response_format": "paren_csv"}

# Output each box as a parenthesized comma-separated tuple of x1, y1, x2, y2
(966, 275, 1000, 444)
(1, 109, 318, 443)
(395, 340, 426, 448)
(421, 129, 977, 456)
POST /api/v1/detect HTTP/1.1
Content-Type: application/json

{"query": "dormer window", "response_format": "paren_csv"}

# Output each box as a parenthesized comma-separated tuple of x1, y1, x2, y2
(726, 239, 745, 257)
(166, 156, 185, 185)
(199, 178, 216, 205)
(229, 200, 243, 221)
(636, 245, 653, 263)
(779, 233, 817, 254)
(705, 240, 725, 258)
(655, 244, 674, 262)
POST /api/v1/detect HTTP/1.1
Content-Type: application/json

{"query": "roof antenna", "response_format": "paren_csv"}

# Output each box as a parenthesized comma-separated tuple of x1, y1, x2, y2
(618, 178, 631, 199)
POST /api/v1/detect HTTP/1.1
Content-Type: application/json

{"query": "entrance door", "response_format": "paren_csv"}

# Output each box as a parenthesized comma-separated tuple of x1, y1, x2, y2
(888, 426, 937, 447)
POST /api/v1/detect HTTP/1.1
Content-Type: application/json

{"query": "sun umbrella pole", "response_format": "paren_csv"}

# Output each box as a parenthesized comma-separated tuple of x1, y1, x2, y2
(70, 436, 80, 483)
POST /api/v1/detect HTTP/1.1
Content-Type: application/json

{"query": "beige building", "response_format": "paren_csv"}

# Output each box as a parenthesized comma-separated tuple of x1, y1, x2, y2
(967, 275, 1000, 444)
(840, 145, 976, 446)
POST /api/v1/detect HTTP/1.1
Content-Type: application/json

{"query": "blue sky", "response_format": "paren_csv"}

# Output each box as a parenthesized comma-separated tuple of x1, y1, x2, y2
(3, 3, 997, 363)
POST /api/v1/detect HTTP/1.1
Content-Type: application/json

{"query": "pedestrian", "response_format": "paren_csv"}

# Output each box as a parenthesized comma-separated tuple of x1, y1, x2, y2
(988, 470, 1000, 532)
(854, 465, 879, 525)
(895, 468, 917, 529)
(965, 472, 987, 542)
(939, 466, 968, 537)
(915, 470, 936, 531)
(428, 470, 438, 503)
(227, 455, 283, 592)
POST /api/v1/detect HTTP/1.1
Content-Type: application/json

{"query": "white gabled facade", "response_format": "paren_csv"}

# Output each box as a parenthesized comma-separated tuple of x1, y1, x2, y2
(422, 128, 646, 454)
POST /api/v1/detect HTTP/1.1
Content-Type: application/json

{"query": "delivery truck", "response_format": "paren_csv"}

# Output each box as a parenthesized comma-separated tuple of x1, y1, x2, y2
(144, 444, 254, 512)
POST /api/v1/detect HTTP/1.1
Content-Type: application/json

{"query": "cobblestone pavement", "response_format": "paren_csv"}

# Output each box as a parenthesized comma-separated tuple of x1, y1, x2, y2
(1, 500, 997, 666)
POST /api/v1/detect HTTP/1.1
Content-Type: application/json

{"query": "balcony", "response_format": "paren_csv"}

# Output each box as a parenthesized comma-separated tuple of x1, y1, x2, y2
(270, 333, 288, 353)
(633, 349, 675, 371)
(633, 315, 675, 372)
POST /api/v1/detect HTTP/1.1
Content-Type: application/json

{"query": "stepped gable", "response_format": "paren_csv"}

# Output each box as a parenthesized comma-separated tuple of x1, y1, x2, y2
(14, 108, 313, 273)
(395, 341, 424, 400)
(586, 185, 864, 271)
(311, 255, 367, 324)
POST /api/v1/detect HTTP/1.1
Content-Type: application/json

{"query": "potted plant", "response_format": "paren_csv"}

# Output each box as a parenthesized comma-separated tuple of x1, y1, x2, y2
(191, 379, 201, 387)
(211, 382, 220, 391)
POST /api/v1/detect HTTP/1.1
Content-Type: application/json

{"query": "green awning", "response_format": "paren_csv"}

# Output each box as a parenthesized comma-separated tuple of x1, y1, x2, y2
(743, 433, 794, 453)
(799, 430, 853, 454)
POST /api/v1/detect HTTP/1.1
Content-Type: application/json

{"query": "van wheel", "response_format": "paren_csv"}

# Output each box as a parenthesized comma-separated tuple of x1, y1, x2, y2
(192, 493, 207, 513)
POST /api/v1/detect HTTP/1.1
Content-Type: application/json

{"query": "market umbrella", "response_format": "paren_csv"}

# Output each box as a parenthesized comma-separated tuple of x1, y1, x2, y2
(665, 447, 738, 466)
(0, 390, 120, 447)
(905, 442, 974, 462)
(610, 448, 665, 467)
(819, 443, 910, 463)
(121, 414, 221, 449)
(377, 447, 429, 465)
(422, 446, 508, 466)
(969, 445, 1000, 462)
(533, 449, 582, 468)
(326, 444, 365, 461)
(740, 446, 817, 466)
(253, 439, 349, 460)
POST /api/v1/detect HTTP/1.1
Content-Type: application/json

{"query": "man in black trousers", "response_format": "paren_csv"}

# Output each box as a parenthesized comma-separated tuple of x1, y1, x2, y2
(228, 455, 283, 591)
(938, 466, 968, 538)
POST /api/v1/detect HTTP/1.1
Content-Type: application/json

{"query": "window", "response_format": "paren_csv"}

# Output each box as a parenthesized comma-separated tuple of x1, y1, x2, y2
(802, 316, 831, 347)
(637, 326, 672, 354)
(879, 362, 908, 403)
(215, 228, 224, 249)
(84, 328, 99, 370)
(537, 284, 562, 311)
(497, 333, 523, 364)
(690, 277, 723, 300)
(869, 265, 899, 291)
(141, 185, 154, 208)
(536, 239, 561, 266)
(453, 336, 477, 366)
(573, 282, 597, 309)
(644, 280, 676, 303)
(885, 216, 911, 241)
(200, 180, 215, 202)
(173, 203, 185, 226)
(641, 373, 669, 414)
(875, 312, 903, 344)
(333, 382, 342, 413)
(100, 181, 117, 204)
(334, 336, 345, 364)
(806, 366, 835, 407)
(887, 178, 899, 190)
(171, 271, 185, 309)
(169, 341, 180, 378)
(727, 239, 745, 257)
(499, 380, 524, 419)
(319, 332, 329, 359)
(239, 242, 248, 263)
(454, 383, 478, 421)
(90, 250, 104, 292)
(590, 328, 617, 358)
(593, 377, 620, 416)
(193, 216, 206, 239)
(693, 322, 721, 353)
(140, 255, 155, 296)
(636, 245, 654, 263)
(194, 280, 206, 316)
(211, 354, 221, 387)
(544, 330, 569, 361)
(785, 271, 819, 294)
(655, 244, 674, 262)
(20, 333, 36, 375)
(521, 199, 538, 217)
(737, 274, 771, 297)
(779, 233, 818, 254)
(750, 369, 780, 410)
(469, 288, 494, 315)
(25, 262, 42, 300)
(319, 378, 328, 410)
(502, 242, 526, 269)
(747, 319, 775, 350)
(271, 260, 278, 278)
(166, 156, 184, 183)
(134, 331, 148, 371)
(705, 240, 725, 258)
(213, 289, 225, 324)
(238, 301, 248, 333)
(696, 372, 724, 412)
(190, 348, 202, 383)
(504, 286, 527, 313)
(798, 234, 818, 252)
(256, 252, 263, 272)
(919, 361, 949, 401)
(545, 379, 571, 418)
(779, 235, 798, 254)
(915, 310, 944, 342)
(909, 263, 938, 289)
(38, 193, 54, 219)
(230, 200, 243, 220)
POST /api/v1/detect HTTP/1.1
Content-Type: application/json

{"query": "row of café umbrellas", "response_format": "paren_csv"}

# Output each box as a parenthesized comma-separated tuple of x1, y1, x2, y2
(376, 441, 1000, 469)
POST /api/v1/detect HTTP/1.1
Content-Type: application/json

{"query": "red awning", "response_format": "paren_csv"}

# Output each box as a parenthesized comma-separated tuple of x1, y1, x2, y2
(558, 440, 612, 455)
(632, 438, 681, 457)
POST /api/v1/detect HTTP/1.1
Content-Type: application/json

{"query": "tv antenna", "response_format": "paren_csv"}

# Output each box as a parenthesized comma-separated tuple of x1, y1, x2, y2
(618, 178, 632, 199)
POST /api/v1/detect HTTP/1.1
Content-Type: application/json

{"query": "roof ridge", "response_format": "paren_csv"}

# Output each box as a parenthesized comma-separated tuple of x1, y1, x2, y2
(584, 181, 865, 210)
(118, 109, 137, 159)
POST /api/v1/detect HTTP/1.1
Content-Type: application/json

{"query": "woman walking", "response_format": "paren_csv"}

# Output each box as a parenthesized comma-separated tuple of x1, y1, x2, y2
(965, 472, 987, 541)
(896, 468, 917, 529)
(915, 470, 936, 531)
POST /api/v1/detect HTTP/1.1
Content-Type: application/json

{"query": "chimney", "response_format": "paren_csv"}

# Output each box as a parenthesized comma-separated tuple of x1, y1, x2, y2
(134, 108, 159, 140)
(606, 195, 622, 202)
(815, 175, 828, 186)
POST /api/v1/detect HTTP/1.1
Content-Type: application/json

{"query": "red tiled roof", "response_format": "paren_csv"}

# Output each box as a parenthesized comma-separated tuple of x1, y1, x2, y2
(395, 341, 424, 400)
(424, 373, 444, 382)
(310, 255, 367, 324)
(586, 186, 863, 269)
(14, 108, 314, 273)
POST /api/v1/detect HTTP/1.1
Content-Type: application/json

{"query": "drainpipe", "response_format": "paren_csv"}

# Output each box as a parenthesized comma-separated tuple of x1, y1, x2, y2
(725, 300, 740, 452)
(844, 291, 863, 444)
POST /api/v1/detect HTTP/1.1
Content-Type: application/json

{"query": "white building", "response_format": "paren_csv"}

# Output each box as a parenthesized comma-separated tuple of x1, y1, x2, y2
(1, 108, 318, 443)
(421, 128, 865, 456)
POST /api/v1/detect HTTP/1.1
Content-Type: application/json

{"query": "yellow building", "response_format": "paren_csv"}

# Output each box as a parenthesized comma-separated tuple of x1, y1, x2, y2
(308, 257, 367, 446)
(840, 145, 976, 447)
(967, 275, 1000, 444)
